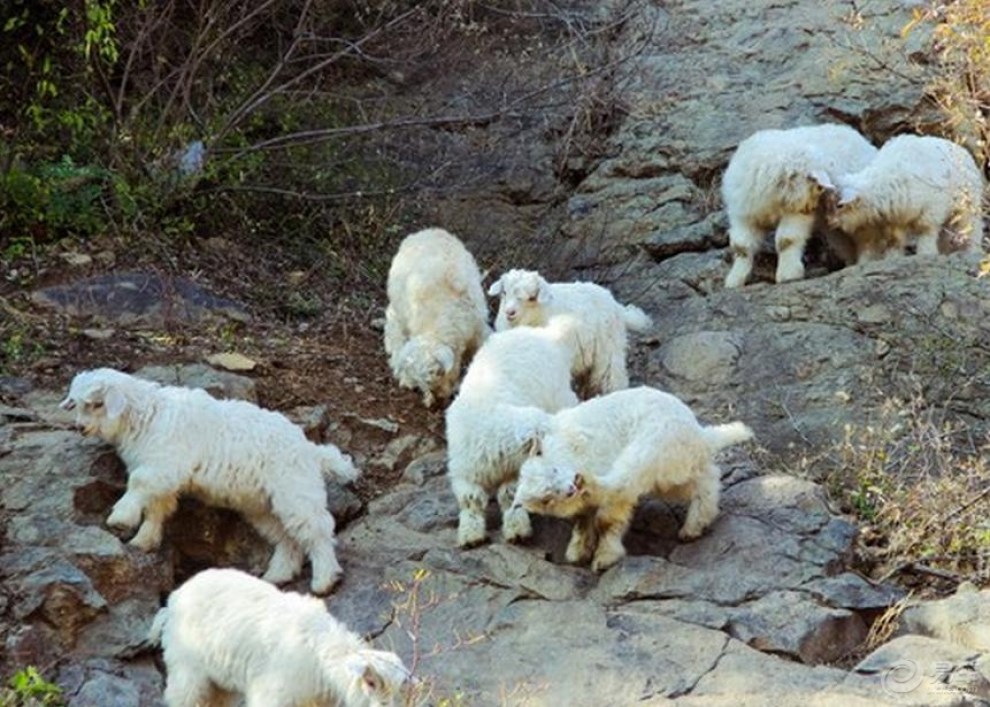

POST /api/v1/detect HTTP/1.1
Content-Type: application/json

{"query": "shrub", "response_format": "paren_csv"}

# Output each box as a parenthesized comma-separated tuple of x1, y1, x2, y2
(905, 0, 990, 171)
(821, 389, 990, 592)
(0, 667, 64, 707)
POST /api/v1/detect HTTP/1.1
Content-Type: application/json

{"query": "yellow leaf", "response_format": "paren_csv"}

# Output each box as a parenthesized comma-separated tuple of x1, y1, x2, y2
(206, 352, 257, 372)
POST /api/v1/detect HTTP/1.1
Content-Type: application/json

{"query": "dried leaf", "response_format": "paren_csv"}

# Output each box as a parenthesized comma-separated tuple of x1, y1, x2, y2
(206, 352, 257, 372)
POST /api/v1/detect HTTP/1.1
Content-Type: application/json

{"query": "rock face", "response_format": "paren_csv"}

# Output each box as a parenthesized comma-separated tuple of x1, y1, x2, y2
(639, 254, 990, 462)
(3, 387, 989, 706)
(5, 1, 990, 706)
(0, 367, 361, 706)
(560, 0, 934, 270)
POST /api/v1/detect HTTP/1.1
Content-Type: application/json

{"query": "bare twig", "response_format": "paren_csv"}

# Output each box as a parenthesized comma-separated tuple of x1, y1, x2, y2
(215, 5, 421, 144)
(218, 32, 647, 163)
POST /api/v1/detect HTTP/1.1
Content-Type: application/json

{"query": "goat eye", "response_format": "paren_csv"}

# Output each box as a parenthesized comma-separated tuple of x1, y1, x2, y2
(87, 401, 104, 411)
(526, 295, 538, 302)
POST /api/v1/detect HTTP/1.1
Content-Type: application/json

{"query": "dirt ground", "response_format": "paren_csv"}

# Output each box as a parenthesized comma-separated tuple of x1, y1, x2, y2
(0, 239, 446, 501)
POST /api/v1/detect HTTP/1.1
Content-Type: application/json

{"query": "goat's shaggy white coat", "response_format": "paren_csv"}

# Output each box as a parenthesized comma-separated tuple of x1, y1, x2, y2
(60, 368, 358, 594)
(446, 321, 579, 547)
(150, 568, 411, 707)
(487, 269, 651, 398)
(722, 123, 878, 287)
(384, 228, 491, 407)
(512, 386, 753, 572)
(826, 134, 985, 260)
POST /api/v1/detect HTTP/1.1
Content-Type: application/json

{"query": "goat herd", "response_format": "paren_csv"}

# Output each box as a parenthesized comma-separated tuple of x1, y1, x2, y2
(56, 122, 985, 706)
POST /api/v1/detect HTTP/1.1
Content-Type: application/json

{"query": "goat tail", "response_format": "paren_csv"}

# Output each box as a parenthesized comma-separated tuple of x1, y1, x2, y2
(148, 607, 168, 646)
(319, 444, 361, 484)
(702, 421, 754, 452)
(622, 304, 652, 332)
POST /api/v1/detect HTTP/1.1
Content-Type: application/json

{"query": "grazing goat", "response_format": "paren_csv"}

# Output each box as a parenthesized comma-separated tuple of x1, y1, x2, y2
(826, 133, 985, 261)
(60, 368, 358, 594)
(513, 386, 753, 572)
(446, 321, 579, 548)
(384, 227, 491, 407)
(151, 568, 411, 707)
(722, 123, 878, 287)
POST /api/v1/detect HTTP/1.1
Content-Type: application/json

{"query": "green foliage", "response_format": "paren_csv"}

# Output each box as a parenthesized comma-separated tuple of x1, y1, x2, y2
(0, 155, 112, 239)
(0, 0, 615, 311)
(0, 0, 424, 269)
(0, 667, 64, 707)
(0, 320, 44, 375)
(1, 0, 116, 148)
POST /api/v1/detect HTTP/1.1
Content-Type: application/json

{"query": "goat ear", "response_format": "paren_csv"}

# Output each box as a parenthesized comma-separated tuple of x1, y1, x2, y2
(345, 656, 373, 691)
(515, 411, 549, 451)
(537, 280, 553, 305)
(104, 386, 127, 420)
(808, 169, 835, 191)
(361, 664, 384, 694)
(487, 278, 504, 297)
(524, 435, 543, 457)
(435, 345, 455, 374)
(838, 186, 859, 206)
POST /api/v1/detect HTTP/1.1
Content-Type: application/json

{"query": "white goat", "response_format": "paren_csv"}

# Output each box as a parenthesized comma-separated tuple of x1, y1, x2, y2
(487, 269, 651, 398)
(446, 321, 579, 548)
(150, 568, 411, 707)
(384, 228, 491, 407)
(60, 368, 358, 594)
(512, 386, 753, 572)
(826, 133, 985, 261)
(722, 123, 879, 287)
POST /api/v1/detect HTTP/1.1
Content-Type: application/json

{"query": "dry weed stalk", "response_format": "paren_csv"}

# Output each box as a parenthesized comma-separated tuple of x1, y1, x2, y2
(863, 592, 913, 651)
(824, 388, 990, 590)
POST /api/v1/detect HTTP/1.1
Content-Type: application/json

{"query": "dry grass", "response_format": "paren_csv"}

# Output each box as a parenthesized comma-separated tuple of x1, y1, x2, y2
(862, 593, 913, 653)
(905, 0, 990, 168)
(818, 388, 990, 595)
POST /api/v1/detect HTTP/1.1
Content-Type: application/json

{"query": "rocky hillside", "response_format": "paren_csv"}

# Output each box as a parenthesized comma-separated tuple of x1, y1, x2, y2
(3, 0, 990, 705)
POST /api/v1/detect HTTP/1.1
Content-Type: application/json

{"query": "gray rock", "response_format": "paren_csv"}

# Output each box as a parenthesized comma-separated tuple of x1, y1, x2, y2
(660, 331, 741, 383)
(643, 212, 728, 261)
(0, 404, 36, 422)
(59, 659, 164, 707)
(852, 634, 988, 705)
(899, 584, 990, 652)
(30, 271, 250, 327)
(803, 573, 907, 611)
(134, 363, 257, 403)
(72, 671, 142, 707)
(287, 404, 333, 441)
(401, 449, 447, 485)
(326, 481, 363, 526)
(0, 376, 33, 397)
(369, 433, 438, 474)
(727, 590, 867, 664)
(690, 637, 850, 697)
